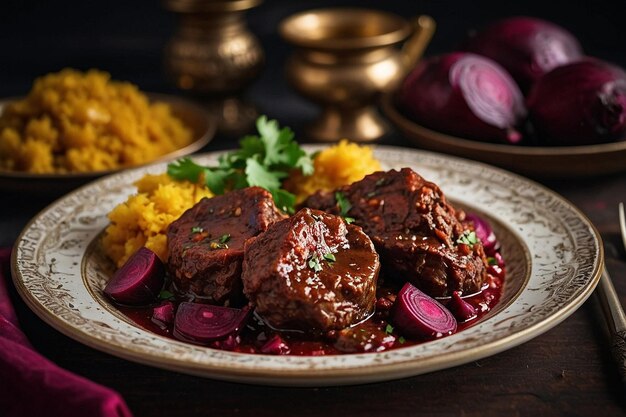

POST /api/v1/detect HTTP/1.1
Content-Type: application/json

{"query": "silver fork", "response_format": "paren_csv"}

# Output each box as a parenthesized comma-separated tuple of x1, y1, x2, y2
(595, 203, 626, 386)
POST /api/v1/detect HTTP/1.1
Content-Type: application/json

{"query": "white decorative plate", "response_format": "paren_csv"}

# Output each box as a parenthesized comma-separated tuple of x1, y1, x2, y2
(11, 146, 603, 386)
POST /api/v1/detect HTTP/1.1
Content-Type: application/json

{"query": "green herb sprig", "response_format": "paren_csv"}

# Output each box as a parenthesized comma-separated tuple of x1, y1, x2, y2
(457, 230, 478, 246)
(335, 191, 355, 224)
(167, 116, 313, 214)
(308, 251, 337, 272)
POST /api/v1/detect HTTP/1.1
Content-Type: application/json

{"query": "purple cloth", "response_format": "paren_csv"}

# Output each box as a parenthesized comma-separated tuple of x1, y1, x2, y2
(0, 247, 133, 417)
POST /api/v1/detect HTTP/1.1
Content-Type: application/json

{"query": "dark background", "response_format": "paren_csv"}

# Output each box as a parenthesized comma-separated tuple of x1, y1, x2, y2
(1, 0, 625, 130)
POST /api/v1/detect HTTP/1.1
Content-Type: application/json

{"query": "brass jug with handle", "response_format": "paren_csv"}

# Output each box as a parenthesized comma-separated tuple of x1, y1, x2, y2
(280, 8, 436, 142)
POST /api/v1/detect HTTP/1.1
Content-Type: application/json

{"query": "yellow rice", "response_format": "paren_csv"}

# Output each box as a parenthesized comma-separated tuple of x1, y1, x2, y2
(0, 69, 192, 173)
(285, 140, 382, 203)
(102, 173, 213, 267)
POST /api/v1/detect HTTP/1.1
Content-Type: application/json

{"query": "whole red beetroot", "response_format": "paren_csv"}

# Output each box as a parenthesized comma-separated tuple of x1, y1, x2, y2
(464, 16, 583, 92)
(527, 58, 626, 145)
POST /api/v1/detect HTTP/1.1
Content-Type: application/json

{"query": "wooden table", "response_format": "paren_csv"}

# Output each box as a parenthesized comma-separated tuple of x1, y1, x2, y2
(2, 0, 626, 415)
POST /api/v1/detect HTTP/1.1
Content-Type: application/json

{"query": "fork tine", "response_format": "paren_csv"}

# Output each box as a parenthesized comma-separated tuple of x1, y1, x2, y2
(619, 203, 626, 250)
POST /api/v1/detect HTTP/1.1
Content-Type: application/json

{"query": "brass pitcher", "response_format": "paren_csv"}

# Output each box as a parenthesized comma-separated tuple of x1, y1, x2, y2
(163, 0, 264, 135)
(280, 8, 435, 142)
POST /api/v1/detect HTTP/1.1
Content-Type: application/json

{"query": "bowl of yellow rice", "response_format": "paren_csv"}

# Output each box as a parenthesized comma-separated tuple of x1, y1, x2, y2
(0, 69, 215, 194)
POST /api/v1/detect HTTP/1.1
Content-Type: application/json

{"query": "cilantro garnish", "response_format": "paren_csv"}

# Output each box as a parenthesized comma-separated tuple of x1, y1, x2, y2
(209, 242, 228, 250)
(385, 324, 394, 334)
(207, 234, 231, 250)
(335, 192, 355, 224)
(308, 251, 337, 272)
(308, 253, 323, 272)
(191, 226, 203, 233)
(323, 253, 336, 262)
(457, 230, 478, 246)
(398, 336, 406, 344)
(158, 290, 174, 300)
(167, 116, 313, 214)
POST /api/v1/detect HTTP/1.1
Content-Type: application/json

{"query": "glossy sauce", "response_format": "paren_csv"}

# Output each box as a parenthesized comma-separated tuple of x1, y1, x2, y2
(116, 265, 504, 355)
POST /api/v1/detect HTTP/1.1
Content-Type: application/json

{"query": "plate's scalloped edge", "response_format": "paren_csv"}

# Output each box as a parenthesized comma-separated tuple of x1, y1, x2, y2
(10, 146, 604, 386)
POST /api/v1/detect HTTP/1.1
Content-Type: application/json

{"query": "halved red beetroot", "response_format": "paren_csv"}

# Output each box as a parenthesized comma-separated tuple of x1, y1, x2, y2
(391, 283, 457, 340)
(104, 247, 165, 305)
(447, 291, 478, 323)
(173, 302, 252, 345)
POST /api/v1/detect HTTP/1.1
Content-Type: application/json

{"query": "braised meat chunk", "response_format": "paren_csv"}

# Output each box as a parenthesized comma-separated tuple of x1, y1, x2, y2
(241, 208, 379, 333)
(303, 168, 488, 297)
(167, 187, 285, 305)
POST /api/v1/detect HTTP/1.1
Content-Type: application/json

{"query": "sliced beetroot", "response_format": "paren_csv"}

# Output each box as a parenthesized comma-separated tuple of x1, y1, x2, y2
(391, 283, 457, 340)
(151, 301, 175, 329)
(260, 334, 290, 355)
(104, 247, 165, 305)
(173, 302, 252, 345)
(448, 291, 478, 323)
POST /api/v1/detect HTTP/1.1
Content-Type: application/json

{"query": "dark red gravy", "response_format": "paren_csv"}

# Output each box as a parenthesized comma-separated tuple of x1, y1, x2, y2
(116, 268, 504, 355)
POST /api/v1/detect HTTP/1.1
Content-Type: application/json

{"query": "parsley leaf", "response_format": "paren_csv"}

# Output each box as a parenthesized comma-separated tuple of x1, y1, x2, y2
(323, 253, 336, 262)
(245, 158, 283, 191)
(457, 230, 478, 246)
(158, 290, 174, 300)
(166, 116, 313, 214)
(308, 253, 323, 272)
(385, 324, 394, 334)
(203, 167, 233, 195)
(167, 158, 207, 183)
(271, 189, 296, 215)
(335, 192, 355, 223)
(233, 135, 265, 164)
(296, 154, 314, 176)
(308, 251, 337, 272)
(335, 191, 355, 224)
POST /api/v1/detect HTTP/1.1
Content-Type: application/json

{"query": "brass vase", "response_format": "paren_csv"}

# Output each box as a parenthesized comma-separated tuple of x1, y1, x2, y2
(280, 9, 435, 142)
(163, 0, 264, 135)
